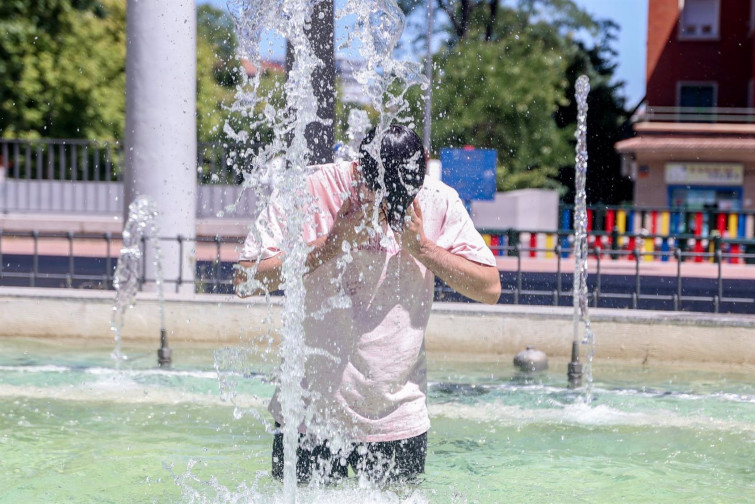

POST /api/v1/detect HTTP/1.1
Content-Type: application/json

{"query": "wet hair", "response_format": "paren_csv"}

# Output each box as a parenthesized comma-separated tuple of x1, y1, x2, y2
(358, 124, 426, 232)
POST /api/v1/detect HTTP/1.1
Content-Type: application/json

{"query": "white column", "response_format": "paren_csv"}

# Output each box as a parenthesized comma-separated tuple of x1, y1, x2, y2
(124, 0, 197, 294)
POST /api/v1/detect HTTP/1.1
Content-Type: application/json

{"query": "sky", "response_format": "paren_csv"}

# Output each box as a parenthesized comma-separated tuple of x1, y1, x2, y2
(572, 0, 648, 107)
(197, 0, 648, 107)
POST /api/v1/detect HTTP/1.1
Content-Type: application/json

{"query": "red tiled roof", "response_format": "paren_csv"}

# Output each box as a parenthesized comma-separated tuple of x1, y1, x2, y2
(240, 59, 285, 77)
(615, 136, 755, 153)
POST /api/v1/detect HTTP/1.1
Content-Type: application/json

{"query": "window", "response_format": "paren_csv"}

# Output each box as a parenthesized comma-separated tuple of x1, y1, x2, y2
(678, 0, 720, 40)
(678, 83, 716, 107)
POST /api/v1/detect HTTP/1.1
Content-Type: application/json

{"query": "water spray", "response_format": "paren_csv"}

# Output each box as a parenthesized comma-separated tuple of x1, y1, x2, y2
(111, 195, 171, 368)
(568, 75, 594, 392)
(227, 0, 425, 498)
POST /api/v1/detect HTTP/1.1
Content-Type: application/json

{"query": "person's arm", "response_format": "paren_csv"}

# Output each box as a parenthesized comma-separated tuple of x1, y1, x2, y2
(234, 197, 372, 296)
(401, 200, 501, 305)
(234, 235, 332, 296)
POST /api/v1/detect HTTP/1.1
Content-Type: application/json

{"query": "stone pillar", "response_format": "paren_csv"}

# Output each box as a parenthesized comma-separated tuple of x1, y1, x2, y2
(124, 0, 197, 294)
(286, 0, 335, 164)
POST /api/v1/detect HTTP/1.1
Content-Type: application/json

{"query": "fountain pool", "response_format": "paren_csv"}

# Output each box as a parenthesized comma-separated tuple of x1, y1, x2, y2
(1, 336, 753, 503)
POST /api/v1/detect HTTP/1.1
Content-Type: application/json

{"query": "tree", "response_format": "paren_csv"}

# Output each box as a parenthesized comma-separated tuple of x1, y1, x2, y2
(428, 31, 572, 191)
(0, 0, 126, 140)
(0, 1, 255, 148)
(196, 4, 242, 144)
(400, 0, 629, 198)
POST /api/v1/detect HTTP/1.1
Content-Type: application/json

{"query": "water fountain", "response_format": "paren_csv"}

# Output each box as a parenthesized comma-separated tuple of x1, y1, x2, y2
(110, 195, 171, 368)
(226, 0, 426, 497)
(3, 2, 753, 503)
(567, 75, 595, 397)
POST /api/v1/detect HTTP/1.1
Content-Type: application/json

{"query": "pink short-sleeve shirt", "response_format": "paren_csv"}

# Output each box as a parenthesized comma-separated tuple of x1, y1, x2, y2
(241, 161, 496, 442)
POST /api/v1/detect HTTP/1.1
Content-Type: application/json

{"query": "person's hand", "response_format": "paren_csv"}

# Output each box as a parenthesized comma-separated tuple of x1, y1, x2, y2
(325, 197, 374, 253)
(400, 200, 429, 256)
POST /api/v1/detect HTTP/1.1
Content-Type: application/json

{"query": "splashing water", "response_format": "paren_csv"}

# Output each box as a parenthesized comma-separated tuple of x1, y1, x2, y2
(110, 195, 166, 366)
(572, 75, 595, 403)
(221, 0, 427, 500)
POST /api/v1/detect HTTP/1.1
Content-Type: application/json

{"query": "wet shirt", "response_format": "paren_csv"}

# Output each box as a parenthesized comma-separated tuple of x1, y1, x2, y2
(240, 161, 496, 442)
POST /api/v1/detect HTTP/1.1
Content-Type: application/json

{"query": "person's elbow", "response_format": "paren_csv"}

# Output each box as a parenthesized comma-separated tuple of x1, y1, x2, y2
(234, 261, 256, 298)
(479, 267, 501, 305)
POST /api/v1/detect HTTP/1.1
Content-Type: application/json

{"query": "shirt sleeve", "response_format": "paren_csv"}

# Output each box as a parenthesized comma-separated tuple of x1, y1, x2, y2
(239, 162, 354, 262)
(239, 190, 287, 262)
(434, 190, 497, 267)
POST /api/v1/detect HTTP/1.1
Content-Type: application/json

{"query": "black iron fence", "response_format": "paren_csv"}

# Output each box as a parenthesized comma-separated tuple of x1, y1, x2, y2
(2, 229, 755, 314)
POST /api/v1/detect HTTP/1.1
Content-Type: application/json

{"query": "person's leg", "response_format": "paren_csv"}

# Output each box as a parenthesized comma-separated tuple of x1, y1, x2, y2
(271, 425, 348, 484)
(272, 430, 314, 483)
(392, 432, 427, 481)
(308, 438, 348, 483)
(348, 441, 394, 483)
(348, 432, 427, 484)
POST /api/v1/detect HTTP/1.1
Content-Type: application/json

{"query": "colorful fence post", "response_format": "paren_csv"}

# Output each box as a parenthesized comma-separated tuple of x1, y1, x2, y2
(560, 208, 571, 258)
(625, 209, 636, 260)
(545, 233, 555, 259)
(489, 234, 500, 257)
(605, 208, 615, 252)
(482, 233, 492, 255)
(693, 211, 704, 263)
(660, 237, 670, 262)
(731, 212, 747, 264)
(616, 209, 627, 249)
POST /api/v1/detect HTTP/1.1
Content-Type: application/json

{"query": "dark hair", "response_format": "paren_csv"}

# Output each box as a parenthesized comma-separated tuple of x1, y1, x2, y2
(358, 124, 426, 231)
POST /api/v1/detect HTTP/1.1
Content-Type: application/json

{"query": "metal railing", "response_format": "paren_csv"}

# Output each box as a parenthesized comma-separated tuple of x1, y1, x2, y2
(0, 138, 240, 184)
(0, 138, 255, 215)
(2, 229, 755, 314)
(634, 106, 755, 124)
(0, 138, 122, 183)
(435, 237, 755, 314)
(0, 229, 239, 293)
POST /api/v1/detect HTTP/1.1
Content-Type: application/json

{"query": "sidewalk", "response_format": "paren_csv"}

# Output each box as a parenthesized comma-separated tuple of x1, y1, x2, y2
(0, 211, 249, 262)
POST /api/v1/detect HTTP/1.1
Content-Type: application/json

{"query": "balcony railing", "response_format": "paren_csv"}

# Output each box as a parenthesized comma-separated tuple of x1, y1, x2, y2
(634, 106, 755, 124)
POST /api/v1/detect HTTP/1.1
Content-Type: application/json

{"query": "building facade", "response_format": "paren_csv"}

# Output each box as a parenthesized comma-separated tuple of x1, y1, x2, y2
(616, 0, 755, 218)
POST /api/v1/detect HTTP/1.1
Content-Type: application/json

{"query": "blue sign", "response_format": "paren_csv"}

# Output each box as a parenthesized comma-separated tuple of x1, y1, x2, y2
(440, 148, 497, 201)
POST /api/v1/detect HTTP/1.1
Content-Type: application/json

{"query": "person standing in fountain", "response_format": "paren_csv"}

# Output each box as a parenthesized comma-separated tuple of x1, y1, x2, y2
(235, 124, 501, 484)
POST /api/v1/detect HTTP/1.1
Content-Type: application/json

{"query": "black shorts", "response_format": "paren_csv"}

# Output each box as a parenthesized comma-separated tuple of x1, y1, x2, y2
(271, 426, 427, 485)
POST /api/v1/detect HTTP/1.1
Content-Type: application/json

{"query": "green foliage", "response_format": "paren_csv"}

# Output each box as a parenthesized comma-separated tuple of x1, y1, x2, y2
(400, 0, 629, 199)
(196, 4, 240, 144)
(0, 1, 251, 145)
(0, 0, 126, 140)
(429, 34, 572, 191)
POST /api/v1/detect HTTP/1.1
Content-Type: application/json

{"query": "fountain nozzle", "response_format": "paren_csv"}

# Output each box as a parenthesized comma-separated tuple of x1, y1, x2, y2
(157, 328, 172, 367)
(567, 340, 582, 388)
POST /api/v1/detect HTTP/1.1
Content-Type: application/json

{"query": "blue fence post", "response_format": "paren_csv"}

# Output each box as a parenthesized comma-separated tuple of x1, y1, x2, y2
(560, 208, 571, 258)
(660, 238, 670, 262)
(739, 213, 747, 238)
